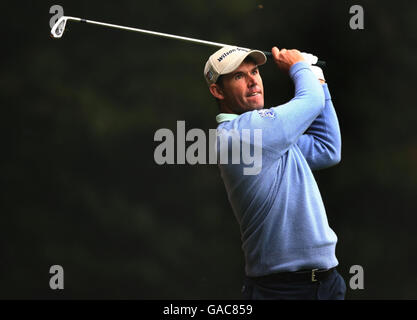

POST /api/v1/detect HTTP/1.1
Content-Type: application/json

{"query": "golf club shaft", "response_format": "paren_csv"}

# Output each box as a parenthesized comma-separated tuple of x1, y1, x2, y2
(59, 16, 326, 67)
(78, 17, 232, 48)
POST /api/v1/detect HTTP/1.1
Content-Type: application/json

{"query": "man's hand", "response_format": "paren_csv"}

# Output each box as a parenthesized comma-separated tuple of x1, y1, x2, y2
(271, 46, 305, 73)
(311, 66, 326, 83)
(301, 52, 318, 65)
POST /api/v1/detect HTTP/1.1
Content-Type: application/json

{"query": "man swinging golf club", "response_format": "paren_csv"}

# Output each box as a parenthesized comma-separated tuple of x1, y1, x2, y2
(204, 46, 346, 300)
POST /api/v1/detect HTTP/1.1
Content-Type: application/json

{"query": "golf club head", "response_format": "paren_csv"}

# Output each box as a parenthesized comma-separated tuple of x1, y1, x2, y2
(50, 16, 68, 38)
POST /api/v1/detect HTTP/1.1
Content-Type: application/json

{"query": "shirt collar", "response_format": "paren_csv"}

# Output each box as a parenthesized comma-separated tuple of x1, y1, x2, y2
(216, 113, 239, 124)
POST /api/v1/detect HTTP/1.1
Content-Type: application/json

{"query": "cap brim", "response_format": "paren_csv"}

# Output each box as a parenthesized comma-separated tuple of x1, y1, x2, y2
(221, 50, 267, 75)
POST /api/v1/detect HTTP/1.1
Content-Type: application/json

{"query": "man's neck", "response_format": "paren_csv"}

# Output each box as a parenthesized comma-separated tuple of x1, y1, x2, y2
(219, 104, 234, 114)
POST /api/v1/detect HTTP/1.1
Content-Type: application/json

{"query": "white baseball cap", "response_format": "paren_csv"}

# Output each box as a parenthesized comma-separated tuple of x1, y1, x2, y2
(204, 46, 267, 85)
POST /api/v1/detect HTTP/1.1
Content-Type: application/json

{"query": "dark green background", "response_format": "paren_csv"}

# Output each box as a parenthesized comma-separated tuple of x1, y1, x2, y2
(1, 0, 416, 299)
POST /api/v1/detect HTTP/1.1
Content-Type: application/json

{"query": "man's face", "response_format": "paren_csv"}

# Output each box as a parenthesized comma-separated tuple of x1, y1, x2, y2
(216, 60, 264, 114)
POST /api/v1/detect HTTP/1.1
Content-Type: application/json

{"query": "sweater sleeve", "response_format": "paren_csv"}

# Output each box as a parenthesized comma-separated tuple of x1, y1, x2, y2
(246, 61, 325, 159)
(296, 83, 342, 170)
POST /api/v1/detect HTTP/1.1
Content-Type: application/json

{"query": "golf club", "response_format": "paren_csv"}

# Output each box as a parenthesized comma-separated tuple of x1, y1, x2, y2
(50, 15, 326, 67)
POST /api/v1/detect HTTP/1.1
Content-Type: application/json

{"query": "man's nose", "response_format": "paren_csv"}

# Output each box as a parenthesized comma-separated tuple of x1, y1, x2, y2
(247, 73, 257, 86)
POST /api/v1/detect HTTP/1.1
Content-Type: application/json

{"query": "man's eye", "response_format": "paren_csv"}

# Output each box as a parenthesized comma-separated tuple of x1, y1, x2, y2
(234, 74, 243, 80)
(252, 69, 259, 75)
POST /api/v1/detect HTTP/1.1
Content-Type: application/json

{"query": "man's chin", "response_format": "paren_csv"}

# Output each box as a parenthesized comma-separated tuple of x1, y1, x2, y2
(247, 104, 264, 111)
(234, 102, 264, 114)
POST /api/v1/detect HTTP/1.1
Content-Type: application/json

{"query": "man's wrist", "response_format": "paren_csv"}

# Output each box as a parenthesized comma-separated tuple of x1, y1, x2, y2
(289, 61, 311, 79)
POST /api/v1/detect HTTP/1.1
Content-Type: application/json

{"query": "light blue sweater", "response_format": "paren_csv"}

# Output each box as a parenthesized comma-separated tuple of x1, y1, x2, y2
(216, 62, 341, 277)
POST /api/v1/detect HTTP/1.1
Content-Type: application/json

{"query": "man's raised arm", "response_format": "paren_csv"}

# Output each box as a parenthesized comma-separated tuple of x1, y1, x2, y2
(296, 76, 342, 170)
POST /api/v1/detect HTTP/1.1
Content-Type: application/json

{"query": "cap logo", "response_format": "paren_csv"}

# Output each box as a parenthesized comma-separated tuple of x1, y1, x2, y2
(206, 70, 213, 81)
(217, 47, 249, 62)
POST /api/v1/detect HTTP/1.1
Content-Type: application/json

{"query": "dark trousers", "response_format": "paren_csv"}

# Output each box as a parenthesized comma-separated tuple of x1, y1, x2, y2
(242, 269, 346, 300)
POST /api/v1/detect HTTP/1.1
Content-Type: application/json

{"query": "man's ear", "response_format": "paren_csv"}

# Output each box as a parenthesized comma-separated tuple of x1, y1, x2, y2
(209, 84, 224, 100)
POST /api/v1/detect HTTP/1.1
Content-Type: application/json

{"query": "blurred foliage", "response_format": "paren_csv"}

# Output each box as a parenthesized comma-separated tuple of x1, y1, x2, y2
(1, 0, 416, 299)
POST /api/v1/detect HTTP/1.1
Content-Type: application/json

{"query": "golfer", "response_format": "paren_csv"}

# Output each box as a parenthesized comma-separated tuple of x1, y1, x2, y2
(204, 46, 346, 300)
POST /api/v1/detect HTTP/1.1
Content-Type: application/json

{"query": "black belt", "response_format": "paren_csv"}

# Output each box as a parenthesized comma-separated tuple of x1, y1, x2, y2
(250, 267, 336, 283)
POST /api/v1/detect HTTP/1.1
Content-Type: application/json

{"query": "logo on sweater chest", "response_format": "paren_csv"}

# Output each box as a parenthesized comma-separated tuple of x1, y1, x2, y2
(257, 109, 275, 119)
